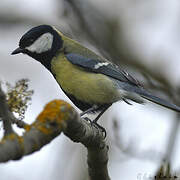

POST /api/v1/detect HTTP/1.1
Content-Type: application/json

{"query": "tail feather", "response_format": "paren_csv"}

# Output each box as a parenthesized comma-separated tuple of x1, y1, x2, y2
(139, 90, 180, 112)
(117, 81, 180, 112)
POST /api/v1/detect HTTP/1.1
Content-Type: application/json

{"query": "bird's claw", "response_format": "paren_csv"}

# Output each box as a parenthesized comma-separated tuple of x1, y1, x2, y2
(82, 117, 106, 138)
(83, 117, 93, 125)
(92, 120, 106, 139)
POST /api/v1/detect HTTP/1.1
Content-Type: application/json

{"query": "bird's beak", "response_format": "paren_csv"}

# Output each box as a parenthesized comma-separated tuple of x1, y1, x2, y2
(11, 47, 23, 55)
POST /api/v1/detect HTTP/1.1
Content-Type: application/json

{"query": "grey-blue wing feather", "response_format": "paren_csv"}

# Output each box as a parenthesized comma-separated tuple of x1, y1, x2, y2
(66, 53, 141, 86)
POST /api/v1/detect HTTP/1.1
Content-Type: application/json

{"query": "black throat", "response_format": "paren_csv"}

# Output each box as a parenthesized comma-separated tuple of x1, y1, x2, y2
(26, 50, 55, 71)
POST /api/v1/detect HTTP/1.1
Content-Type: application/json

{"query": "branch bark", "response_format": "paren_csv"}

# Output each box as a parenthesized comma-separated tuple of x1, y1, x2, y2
(0, 99, 110, 180)
(0, 84, 14, 135)
(63, 106, 110, 180)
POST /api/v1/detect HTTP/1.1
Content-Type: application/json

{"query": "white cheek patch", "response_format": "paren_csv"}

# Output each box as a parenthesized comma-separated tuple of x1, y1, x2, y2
(26, 33, 53, 53)
(94, 62, 109, 69)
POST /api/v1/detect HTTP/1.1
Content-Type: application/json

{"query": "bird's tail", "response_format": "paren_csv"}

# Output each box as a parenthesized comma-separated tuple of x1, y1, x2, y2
(139, 91, 180, 112)
(130, 86, 180, 112)
(116, 79, 180, 112)
(120, 83, 180, 112)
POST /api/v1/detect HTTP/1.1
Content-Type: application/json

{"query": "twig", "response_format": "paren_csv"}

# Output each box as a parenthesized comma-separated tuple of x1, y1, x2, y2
(0, 84, 28, 129)
(11, 117, 28, 129)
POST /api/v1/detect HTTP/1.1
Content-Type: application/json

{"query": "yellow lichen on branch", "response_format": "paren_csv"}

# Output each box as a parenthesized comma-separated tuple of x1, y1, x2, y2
(31, 100, 73, 135)
(0, 99, 74, 162)
(2, 133, 20, 143)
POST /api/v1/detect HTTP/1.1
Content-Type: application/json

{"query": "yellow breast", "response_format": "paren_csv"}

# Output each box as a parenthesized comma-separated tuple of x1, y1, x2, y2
(51, 54, 120, 105)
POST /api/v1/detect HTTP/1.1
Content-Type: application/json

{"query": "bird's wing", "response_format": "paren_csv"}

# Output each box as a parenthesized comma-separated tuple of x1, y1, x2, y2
(65, 53, 180, 112)
(65, 53, 142, 87)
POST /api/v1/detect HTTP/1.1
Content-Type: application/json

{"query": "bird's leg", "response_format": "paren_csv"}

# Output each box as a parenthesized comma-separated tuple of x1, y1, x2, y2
(81, 104, 111, 138)
(80, 106, 99, 130)
(83, 115, 107, 138)
(80, 105, 99, 116)
(83, 117, 92, 124)
(123, 98, 133, 105)
(92, 105, 111, 138)
(93, 105, 110, 123)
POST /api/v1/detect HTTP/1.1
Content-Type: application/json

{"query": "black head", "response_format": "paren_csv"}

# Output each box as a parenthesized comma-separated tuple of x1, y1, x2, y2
(11, 25, 63, 70)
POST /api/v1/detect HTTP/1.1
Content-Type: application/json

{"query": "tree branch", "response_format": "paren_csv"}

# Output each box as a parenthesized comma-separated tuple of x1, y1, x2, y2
(0, 99, 110, 180)
(63, 107, 110, 180)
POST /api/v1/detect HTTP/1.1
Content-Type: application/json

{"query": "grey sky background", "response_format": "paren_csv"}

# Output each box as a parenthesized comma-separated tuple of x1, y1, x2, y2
(0, 0, 180, 179)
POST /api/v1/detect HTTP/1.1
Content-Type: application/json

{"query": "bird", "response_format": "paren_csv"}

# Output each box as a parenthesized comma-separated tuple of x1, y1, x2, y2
(11, 24, 180, 130)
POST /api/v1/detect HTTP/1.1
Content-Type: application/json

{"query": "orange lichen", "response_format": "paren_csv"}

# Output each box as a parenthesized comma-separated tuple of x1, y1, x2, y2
(1, 133, 21, 144)
(32, 100, 73, 135)
(1, 133, 24, 148)
(24, 124, 31, 131)
(0, 133, 25, 160)
(37, 100, 72, 122)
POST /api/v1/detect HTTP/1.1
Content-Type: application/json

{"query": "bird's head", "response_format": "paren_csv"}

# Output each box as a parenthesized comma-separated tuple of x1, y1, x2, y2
(11, 25, 63, 69)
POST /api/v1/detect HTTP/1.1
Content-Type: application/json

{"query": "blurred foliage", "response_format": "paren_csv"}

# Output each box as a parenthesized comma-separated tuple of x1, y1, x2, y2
(6, 79, 33, 120)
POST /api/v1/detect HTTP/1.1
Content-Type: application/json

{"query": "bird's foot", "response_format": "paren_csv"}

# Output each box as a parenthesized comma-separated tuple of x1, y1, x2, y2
(83, 117, 92, 124)
(82, 117, 106, 138)
(92, 120, 106, 139)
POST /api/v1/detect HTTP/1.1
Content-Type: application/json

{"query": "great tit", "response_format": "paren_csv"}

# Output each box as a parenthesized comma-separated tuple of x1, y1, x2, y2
(11, 25, 180, 122)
